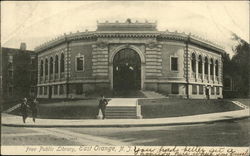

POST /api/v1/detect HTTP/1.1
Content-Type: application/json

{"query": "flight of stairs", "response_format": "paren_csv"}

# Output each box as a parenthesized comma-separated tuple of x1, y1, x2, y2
(141, 91, 166, 98)
(104, 98, 142, 119)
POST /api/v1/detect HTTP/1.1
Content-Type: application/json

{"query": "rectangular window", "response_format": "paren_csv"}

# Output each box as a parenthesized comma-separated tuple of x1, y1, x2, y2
(39, 87, 43, 95)
(216, 87, 220, 95)
(44, 86, 47, 95)
(211, 87, 215, 95)
(54, 85, 58, 95)
(199, 85, 204, 95)
(171, 84, 179, 94)
(76, 84, 83, 95)
(76, 56, 84, 71)
(171, 57, 178, 71)
(8, 70, 13, 78)
(8, 55, 13, 63)
(59, 85, 64, 95)
(192, 85, 197, 94)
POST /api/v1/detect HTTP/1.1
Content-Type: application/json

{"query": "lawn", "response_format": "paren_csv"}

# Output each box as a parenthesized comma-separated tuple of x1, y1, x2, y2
(138, 98, 243, 118)
(9, 98, 243, 119)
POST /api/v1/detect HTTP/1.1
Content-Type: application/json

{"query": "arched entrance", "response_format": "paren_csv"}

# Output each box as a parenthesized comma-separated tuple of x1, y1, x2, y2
(113, 48, 141, 91)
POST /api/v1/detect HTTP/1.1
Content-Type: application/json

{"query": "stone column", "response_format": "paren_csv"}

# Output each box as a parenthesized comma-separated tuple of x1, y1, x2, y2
(195, 56, 198, 80)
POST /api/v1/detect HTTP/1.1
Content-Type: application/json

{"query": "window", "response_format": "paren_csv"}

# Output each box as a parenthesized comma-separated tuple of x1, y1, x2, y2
(30, 71, 36, 82)
(224, 77, 231, 91)
(50, 57, 53, 74)
(210, 59, 214, 75)
(211, 86, 215, 95)
(215, 60, 219, 76)
(54, 85, 58, 95)
(76, 54, 85, 71)
(171, 57, 178, 71)
(44, 86, 47, 95)
(45, 59, 48, 75)
(8, 55, 13, 63)
(76, 84, 83, 95)
(60, 53, 65, 73)
(8, 70, 13, 78)
(59, 85, 64, 95)
(31, 57, 36, 65)
(199, 85, 203, 95)
(8, 55, 13, 68)
(39, 87, 43, 95)
(216, 87, 220, 95)
(192, 85, 197, 94)
(204, 57, 208, 74)
(30, 87, 35, 95)
(191, 53, 196, 72)
(55, 55, 59, 73)
(40, 60, 44, 76)
(171, 84, 179, 94)
(198, 55, 202, 74)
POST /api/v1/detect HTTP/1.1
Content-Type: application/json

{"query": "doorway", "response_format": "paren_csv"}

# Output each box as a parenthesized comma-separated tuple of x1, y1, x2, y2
(113, 48, 141, 91)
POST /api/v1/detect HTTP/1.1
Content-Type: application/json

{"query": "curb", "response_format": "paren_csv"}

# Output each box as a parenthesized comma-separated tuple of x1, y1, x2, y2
(2, 116, 249, 128)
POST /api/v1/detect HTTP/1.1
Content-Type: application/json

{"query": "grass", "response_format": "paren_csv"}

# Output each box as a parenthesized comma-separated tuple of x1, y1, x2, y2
(9, 98, 243, 119)
(138, 98, 243, 118)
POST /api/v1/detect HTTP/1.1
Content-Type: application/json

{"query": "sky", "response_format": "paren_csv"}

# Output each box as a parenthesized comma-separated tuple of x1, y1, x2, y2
(1, 1, 249, 56)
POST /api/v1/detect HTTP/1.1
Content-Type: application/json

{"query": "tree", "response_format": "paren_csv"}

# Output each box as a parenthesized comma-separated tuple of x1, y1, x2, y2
(230, 33, 250, 97)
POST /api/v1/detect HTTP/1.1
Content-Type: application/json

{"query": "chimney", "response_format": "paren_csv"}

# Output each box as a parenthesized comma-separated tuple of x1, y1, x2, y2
(20, 42, 26, 50)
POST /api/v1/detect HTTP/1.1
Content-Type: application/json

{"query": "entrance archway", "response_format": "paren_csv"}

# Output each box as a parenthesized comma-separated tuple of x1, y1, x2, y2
(113, 48, 141, 91)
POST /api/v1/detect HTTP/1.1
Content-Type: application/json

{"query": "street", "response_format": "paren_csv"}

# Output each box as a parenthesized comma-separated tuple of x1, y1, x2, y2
(1, 118, 249, 146)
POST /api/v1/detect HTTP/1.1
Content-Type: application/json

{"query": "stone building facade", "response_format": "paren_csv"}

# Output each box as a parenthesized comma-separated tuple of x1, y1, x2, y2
(36, 20, 224, 99)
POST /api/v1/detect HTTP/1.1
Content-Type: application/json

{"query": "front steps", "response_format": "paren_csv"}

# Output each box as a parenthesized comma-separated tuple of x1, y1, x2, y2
(141, 91, 166, 98)
(102, 98, 142, 119)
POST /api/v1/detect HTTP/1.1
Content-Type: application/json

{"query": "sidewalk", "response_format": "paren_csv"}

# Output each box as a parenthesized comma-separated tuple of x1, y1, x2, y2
(2, 109, 249, 127)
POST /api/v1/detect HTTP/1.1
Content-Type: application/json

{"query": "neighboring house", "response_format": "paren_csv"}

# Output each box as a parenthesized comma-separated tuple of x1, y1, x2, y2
(35, 19, 224, 99)
(0, 43, 37, 104)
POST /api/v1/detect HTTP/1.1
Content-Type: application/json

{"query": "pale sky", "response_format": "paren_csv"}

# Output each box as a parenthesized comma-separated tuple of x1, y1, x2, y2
(1, 1, 249, 56)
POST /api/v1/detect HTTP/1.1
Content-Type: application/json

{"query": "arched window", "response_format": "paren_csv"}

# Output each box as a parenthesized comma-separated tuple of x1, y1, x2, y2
(191, 53, 196, 72)
(210, 58, 214, 75)
(60, 53, 65, 73)
(40, 60, 44, 76)
(45, 59, 48, 75)
(55, 55, 59, 73)
(50, 57, 53, 74)
(198, 55, 202, 74)
(204, 57, 208, 74)
(215, 60, 219, 76)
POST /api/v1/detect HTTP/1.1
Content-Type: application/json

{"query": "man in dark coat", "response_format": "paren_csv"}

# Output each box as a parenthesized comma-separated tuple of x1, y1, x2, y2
(20, 98, 28, 123)
(98, 95, 108, 119)
(29, 98, 38, 123)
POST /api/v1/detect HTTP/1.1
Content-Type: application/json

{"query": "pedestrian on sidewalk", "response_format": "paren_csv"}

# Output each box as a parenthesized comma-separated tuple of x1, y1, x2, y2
(29, 98, 38, 123)
(20, 98, 29, 123)
(205, 86, 210, 100)
(98, 95, 108, 119)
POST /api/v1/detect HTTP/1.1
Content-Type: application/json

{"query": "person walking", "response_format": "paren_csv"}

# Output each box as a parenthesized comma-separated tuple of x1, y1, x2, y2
(98, 95, 108, 119)
(29, 98, 38, 123)
(20, 98, 28, 123)
(205, 86, 210, 100)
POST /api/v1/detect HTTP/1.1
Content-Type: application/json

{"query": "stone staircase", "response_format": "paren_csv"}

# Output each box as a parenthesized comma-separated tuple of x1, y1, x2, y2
(141, 91, 166, 98)
(104, 98, 142, 119)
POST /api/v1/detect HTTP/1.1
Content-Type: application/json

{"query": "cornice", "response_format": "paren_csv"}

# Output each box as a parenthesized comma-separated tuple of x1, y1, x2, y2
(35, 30, 225, 55)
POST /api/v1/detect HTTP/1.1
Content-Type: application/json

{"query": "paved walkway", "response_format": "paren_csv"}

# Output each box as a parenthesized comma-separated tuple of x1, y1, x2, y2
(2, 108, 249, 127)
